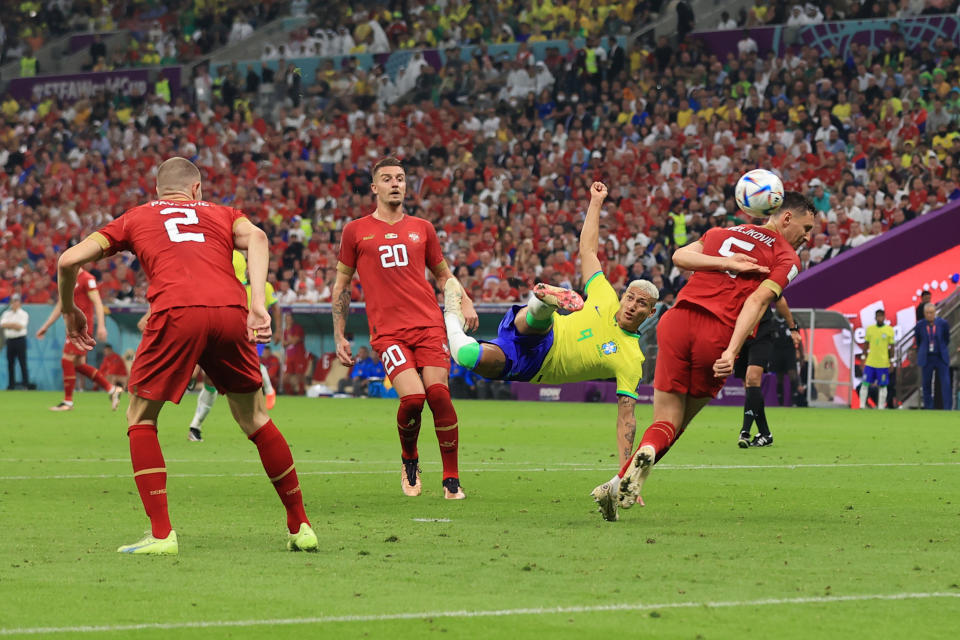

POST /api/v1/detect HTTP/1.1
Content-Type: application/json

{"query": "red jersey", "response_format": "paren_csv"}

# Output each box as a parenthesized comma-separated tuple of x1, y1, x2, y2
(93, 200, 247, 313)
(74, 269, 98, 327)
(677, 224, 800, 328)
(100, 351, 127, 376)
(337, 213, 445, 339)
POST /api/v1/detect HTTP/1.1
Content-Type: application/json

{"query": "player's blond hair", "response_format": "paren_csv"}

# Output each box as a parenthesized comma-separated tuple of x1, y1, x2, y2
(626, 279, 659, 300)
(156, 157, 202, 195)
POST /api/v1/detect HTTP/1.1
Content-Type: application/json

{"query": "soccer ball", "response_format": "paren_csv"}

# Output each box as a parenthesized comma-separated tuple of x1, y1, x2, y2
(735, 169, 784, 216)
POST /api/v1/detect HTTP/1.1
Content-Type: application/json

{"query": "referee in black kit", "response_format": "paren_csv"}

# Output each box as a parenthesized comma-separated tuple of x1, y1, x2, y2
(735, 296, 800, 448)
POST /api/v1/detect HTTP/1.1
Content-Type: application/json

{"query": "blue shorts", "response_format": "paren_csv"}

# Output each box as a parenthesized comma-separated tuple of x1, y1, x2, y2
(256, 343, 265, 358)
(863, 365, 889, 386)
(481, 305, 554, 382)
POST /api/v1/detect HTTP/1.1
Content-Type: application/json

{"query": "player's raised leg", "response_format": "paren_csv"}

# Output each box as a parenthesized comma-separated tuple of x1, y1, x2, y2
(444, 279, 507, 379)
(118, 394, 178, 555)
(75, 360, 124, 410)
(227, 389, 317, 551)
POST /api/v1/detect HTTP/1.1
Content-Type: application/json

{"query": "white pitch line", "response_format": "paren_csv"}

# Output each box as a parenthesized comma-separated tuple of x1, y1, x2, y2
(411, 518, 452, 522)
(1, 592, 957, 636)
(1, 460, 959, 482)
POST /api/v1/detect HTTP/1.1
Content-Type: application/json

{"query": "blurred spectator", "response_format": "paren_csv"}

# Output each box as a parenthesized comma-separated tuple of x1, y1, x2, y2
(337, 345, 381, 396)
(98, 343, 129, 388)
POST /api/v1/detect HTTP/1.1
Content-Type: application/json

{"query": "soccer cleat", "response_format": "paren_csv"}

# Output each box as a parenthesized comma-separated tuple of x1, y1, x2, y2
(750, 434, 774, 447)
(188, 427, 203, 442)
(118, 530, 178, 555)
(443, 278, 464, 328)
(265, 388, 277, 410)
(287, 523, 319, 552)
(442, 477, 466, 500)
(50, 401, 74, 412)
(738, 431, 751, 449)
(618, 444, 655, 509)
(110, 384, 124, 411)
(401, 458, 422, 496)
(533, 283, 584, 312)
(590, 482, 619, 522)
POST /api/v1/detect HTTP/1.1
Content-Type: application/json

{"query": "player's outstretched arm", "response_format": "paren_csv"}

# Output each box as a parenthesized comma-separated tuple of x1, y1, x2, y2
(673, 240, 771, 275)
(57, 236, 105, 351)
(36, 299, 62, 339)
(713, 285, 778, 377)
(775, 295, 801, 347)
(234, 218, 272, 343)
(332, 266, 355, 366)
(579, 182, 607, 282)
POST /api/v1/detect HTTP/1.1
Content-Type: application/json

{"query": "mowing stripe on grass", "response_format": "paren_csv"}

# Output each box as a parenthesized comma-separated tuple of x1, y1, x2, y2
(1, 592, 957, 635)
(1, 460, 959, 481)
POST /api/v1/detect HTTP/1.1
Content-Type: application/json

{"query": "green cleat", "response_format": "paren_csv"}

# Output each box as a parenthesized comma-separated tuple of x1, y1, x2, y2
(117, 530, 178, 555)
(287, 523, 318, 552)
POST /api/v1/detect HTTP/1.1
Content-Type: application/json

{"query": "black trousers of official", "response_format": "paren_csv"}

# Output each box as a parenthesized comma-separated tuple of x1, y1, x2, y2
(6, 336, 28, 388)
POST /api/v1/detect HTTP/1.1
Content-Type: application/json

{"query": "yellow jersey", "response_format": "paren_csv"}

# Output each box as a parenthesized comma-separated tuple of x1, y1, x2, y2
(533, 272, 644, 398)
(233, 250, 278, 308)
(864, 323, 895, 368)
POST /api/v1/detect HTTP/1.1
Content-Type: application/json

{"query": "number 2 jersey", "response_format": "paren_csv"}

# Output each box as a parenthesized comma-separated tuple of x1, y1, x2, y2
(91, 200, 247, 313)
(676, 224, 800, 327)
(337, 213, 446, 340)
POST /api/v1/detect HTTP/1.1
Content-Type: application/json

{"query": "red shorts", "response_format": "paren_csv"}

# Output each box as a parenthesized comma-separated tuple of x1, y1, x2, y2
(654, 302, 732, 398)
(284, 353, 308, 375)
(63, 341, 88, 358)
(371, 325, 450, 382)
(129, 306, 262, 403)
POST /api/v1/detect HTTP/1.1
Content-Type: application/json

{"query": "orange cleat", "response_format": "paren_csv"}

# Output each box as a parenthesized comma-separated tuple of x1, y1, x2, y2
(533, 283, 584, 312)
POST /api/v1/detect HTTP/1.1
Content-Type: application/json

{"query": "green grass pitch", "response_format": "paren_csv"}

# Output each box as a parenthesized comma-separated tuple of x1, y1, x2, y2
(1, 391, 958, 638)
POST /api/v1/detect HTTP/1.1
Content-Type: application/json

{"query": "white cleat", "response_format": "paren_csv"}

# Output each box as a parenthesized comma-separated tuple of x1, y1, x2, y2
(618, 445, 655, 510)
(110, 384, 124, 411)
(590, 482, 619, 522)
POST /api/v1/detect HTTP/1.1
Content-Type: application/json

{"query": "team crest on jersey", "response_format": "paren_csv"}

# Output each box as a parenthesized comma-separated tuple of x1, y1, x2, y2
(597, 340, 619, 356)
(385, 233, 398, 239)
(408, 232, 421, 242)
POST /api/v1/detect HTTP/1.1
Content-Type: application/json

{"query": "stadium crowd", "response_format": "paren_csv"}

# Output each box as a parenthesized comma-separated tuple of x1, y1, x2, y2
(4, 1, 960, 313)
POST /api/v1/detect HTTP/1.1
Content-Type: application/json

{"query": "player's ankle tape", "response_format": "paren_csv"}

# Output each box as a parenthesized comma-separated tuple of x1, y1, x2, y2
(456, 342, 481, 369)
(525, 310, 553, 329)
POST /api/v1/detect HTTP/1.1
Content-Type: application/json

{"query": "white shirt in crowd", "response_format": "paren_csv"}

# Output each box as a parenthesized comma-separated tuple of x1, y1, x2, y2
(1, 306, 29, 339)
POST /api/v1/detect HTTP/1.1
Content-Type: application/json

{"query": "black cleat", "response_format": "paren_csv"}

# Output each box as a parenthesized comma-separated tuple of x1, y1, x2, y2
(750, 434, 773, 447)
(401, 457, 421, 496)
(188, 427, 203, 442)
(738, 431, 751, 448)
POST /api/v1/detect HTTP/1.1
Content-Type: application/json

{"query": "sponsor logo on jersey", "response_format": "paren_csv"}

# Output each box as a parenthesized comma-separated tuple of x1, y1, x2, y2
(385, 233, 398, 239)
(362, 234, 375, 240)
(408, 232, 420, 242)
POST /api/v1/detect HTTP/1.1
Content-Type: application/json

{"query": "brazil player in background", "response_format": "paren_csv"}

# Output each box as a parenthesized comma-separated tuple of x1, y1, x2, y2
(187, 250, 281, 442)
(445, 181, 659, 467)
(859, 308, 895, 409)
(56, 157, 317, 554)
(333, 157, 478, 500)
(592, 191, 816, 521)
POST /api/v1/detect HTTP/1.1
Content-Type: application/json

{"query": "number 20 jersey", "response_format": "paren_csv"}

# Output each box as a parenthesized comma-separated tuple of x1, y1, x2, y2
(675, 224, 800, 328)
(92, 200, 247, 313)
(337, 213, 445, 340)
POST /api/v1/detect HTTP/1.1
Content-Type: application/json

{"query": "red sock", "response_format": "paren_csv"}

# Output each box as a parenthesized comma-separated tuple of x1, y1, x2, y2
(397, 393, 425, 460)
(76, 363, 112, 391)
(62, 359, 76, 402)
(619, 421, 676, 477)
(128, 424, 172, 539)
(249, 420, 309, 534)
(425, 384, 459, 479)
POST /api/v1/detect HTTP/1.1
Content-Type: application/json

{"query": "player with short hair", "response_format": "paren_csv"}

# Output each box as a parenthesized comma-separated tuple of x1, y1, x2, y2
(859, 308, 894, 409)
(592, 191, 816, 521)
(36, 268, 123, 411)
(332, 157, 478, 500)
(57, 157, 317, 554)
(444, 182, 659, 465)
(187, 250, 281, 442)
